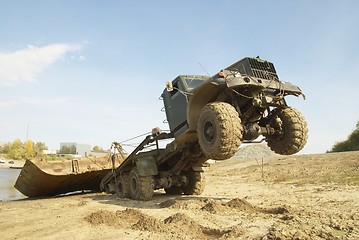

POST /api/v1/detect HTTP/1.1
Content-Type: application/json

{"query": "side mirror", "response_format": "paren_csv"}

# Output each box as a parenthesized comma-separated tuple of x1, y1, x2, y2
(166, 81, 173, 92)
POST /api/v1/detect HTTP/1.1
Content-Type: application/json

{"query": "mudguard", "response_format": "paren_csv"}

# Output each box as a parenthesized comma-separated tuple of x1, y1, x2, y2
(135, 156, 158, 176)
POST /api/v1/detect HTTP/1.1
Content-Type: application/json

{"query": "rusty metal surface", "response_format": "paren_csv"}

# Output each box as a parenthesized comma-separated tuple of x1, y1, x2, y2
(14, 157, 120, 198)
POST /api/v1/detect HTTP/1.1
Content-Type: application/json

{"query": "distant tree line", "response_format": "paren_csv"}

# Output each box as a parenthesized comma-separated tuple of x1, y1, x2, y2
(329, 121, 359, 152)
(0, 139, 48, 160)
(0, 140, 109, 161)
(92, 145, 106, 152)
(60, 145, 76, 154)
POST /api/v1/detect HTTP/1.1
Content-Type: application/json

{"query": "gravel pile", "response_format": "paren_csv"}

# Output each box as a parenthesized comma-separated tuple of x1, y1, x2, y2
(233, 143, 279, 160)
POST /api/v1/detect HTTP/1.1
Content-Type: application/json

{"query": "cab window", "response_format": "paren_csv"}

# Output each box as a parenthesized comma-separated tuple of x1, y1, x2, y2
(184, 78, 204, 90)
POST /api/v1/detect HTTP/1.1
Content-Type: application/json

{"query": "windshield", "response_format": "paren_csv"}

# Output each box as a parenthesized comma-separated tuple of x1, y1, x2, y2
(184, 78, 205, 89)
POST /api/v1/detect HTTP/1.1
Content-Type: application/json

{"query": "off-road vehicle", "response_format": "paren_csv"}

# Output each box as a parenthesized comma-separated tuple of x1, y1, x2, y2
(162, 56, 308, 160)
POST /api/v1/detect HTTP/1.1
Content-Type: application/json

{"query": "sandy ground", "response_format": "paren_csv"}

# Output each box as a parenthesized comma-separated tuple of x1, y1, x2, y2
(1, 150, 359, 239)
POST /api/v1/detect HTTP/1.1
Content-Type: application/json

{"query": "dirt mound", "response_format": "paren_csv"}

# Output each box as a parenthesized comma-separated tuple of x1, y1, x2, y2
(200, 199, 225, 213)
(262, 206, 290, 215)
(86, 208, 166, 233)
(224, 198, 257, 212)
(164, 212, 227, 239)
(164, 212, 197, 225)
(85, 209, 119, 226)
(159, 199, 203, 210)
(132, 215, 166, 232)
(115, 208, 146, 225)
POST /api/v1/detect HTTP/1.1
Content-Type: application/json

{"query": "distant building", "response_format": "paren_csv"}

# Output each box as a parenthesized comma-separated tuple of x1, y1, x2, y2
(43, 150, 57, 155)
(59, 142, 91, 157)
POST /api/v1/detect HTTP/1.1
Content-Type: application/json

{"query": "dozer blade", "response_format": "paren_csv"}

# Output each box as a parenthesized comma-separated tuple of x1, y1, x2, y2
(14, 158, 119, 198)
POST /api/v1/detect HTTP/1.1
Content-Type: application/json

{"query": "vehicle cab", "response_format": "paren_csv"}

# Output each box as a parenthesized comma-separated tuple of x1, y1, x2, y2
(161, 75, 208, 137)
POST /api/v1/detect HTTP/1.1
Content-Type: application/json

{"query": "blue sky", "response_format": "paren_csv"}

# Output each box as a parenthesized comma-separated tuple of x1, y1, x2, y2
(0, 1, 358, 154)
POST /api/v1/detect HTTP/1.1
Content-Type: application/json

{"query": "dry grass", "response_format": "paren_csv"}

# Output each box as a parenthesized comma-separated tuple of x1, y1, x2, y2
(238, 151, 359, 186)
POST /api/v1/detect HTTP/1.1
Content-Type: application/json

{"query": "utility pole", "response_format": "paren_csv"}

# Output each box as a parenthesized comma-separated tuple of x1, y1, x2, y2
(26, 122, 30, 141)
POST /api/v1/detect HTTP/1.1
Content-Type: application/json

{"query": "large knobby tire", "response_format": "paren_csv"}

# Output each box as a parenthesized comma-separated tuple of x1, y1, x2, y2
(115, 174, 130, 199)
(104, 185, 111, 194)
(197, 102, 243, 160)
(128, 167, 155, 201)
(266, 108, 308, 155)
(182, 170, 205, 195)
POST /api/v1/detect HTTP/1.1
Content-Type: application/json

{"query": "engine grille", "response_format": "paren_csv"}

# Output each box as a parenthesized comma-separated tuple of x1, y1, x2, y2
(225, 57, 279, 80)
(248, 58, 278, 80)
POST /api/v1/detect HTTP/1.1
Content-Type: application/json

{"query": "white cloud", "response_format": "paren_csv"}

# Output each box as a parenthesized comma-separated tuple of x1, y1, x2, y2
(0, 43, 82, 86)
(70, 55, 86, 61)
(0, 96, 81, 111)
(0, 100, 18, 110)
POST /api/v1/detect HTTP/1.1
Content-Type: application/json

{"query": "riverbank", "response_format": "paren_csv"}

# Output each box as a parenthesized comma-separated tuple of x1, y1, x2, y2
(0, 159, 24, 169)
(0, 150, 358, 239)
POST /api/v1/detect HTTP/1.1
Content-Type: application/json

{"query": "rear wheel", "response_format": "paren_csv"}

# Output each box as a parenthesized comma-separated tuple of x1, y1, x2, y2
(197, 102, 243, 160)
(266, 108, 308, 155)
(128, 167, 155, 200)
(115, 174, 130, 198)
(104, 184, 114, 194)
(182, 169, 205, 195)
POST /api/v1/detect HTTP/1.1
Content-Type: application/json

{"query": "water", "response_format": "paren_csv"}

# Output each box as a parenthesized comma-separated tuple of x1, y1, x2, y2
(0, 168, 26, 201)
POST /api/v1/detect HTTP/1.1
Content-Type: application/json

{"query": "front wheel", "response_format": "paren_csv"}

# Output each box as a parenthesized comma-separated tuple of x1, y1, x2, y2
(266, 108, 308, 155)
(197, 102, 243, 160)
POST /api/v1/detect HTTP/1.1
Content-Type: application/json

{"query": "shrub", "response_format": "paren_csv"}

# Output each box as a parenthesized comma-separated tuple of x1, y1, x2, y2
(329, 121, 359, 152)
